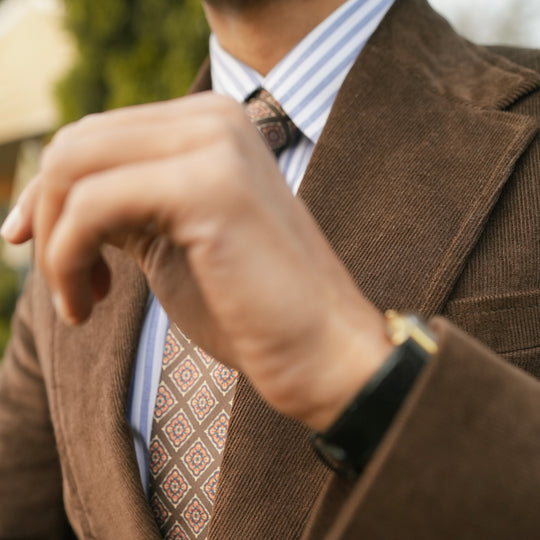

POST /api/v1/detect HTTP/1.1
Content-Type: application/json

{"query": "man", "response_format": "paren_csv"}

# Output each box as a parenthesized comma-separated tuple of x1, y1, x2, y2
(0, 0, 539, 537)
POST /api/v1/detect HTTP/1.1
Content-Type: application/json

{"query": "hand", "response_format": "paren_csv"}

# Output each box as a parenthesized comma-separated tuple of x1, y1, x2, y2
(1, 92, 391, 430)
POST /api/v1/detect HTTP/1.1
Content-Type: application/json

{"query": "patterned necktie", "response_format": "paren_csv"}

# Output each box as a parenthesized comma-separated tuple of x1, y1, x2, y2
(245, 88, 300, 157)
(148, 325, 238, 539)
(149, 91, 299, 539)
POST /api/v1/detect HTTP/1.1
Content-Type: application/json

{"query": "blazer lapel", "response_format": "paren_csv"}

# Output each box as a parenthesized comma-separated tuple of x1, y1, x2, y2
(213, 0, 539, 538)
(52, 248, 160, 538)
(299, 0, 539, 317)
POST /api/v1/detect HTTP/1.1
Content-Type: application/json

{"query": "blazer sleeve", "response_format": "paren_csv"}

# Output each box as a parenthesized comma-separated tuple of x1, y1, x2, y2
(0, 269, 74, 540)
(304, 317, 540, 540)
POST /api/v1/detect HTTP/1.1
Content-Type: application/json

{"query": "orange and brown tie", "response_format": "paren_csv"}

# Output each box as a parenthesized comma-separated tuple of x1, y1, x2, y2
(245, 88, 300, 156)
(148, 89, 300, 539)
(148, 325, 238, 539)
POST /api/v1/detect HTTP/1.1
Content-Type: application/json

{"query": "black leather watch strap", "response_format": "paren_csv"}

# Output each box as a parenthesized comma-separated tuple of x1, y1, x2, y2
(312, 315, 435, 479)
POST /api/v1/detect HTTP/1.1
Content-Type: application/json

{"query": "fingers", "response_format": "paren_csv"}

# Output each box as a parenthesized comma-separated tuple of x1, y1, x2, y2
(1, 94, 221, 244)
(34, 117, 200, 268)
(65, 91, 225, 134)
(44, 153, 212, 324)
(49, 254, 111, 325)
(0, 176, 41, 243)
(15, 92, 273, 325)
(34, 94, 250, 284)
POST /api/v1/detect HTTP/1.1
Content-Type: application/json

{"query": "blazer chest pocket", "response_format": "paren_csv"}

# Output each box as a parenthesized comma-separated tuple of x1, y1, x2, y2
(443, 290, 540, 379)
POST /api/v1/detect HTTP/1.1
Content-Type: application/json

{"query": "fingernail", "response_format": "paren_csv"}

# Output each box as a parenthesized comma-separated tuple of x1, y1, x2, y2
(52, 293, 78, 326)
(0, 205, 22, 241)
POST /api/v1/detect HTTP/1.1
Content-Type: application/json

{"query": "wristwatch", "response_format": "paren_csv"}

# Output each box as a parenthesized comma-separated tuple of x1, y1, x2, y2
(312, 310, 438, 479)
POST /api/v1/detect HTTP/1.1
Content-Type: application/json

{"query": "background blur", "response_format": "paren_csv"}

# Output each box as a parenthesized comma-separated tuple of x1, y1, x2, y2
(0, 0, 539, 356)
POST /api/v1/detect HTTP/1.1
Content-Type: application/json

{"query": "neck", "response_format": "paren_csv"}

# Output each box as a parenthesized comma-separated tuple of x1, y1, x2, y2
(203, 0, 348, 76)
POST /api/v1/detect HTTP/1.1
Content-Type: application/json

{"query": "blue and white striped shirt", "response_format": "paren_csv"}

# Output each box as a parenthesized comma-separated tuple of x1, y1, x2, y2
(128, 0, 395, 494)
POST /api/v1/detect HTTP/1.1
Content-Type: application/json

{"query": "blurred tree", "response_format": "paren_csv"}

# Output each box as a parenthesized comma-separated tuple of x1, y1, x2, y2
(0, 1, 209, 357)
(56, 0, 209, 123)
(0, 204, 18, 358)
(0, 259, 17, 358)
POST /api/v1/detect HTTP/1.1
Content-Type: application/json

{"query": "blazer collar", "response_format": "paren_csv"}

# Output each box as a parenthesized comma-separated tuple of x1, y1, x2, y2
(53, 0, 540, 537)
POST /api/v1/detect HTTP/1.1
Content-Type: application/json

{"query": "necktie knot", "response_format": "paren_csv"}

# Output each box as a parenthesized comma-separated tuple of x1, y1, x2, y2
(245, 88, 300, 157)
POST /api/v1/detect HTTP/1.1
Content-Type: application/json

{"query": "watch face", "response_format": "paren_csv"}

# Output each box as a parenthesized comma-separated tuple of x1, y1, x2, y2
(385, 310, 438, 355)
(385, 309, 412, 346)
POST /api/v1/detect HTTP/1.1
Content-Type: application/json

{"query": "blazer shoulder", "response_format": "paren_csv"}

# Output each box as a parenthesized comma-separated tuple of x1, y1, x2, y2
(487, 45, 540, 75)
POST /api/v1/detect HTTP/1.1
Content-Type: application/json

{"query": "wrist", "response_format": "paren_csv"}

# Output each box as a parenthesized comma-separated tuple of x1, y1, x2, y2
(312, 311, 438, 478)
(282, 310, 393, 432)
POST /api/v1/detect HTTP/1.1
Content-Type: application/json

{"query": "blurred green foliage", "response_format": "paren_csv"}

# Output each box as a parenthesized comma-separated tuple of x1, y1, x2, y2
(56, 0, 210, 123)
(0, 259, 17, 358)
(0, 2, 209, 358)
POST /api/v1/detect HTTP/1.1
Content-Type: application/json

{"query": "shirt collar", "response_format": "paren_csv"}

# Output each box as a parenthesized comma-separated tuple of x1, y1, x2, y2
(210, 0, 394, 144)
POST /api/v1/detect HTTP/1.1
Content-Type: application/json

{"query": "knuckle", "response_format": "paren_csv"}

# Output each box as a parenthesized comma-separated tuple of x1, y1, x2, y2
(209, 151, 248, 201)
(204, 93, 247, 126)
(47, 113, 100, 157)
(75, 112, 102, 130)
(41, 138, 62, 170)
(210, 112, 250, 152)
(218, 139, 245, 172)
(200, 92, 239, 113)
(215, 94, 242, 114)
(49, 126, 67, 147)
(39, 144, 55, 171)
(64, 181, 93, 215)
(42, 126, 77, 173)
(219, 128, 251, 169)
(210, 118, 236, 145)
(39, 147, 63, 181)
(51, 121, 82, 148)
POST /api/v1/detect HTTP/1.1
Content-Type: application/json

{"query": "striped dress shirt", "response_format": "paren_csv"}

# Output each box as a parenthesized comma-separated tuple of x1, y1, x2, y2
(128, 0, 395, 494)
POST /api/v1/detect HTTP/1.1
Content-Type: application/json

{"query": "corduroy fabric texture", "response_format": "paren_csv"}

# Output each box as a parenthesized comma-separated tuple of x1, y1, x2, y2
(1, 1, 539, 538)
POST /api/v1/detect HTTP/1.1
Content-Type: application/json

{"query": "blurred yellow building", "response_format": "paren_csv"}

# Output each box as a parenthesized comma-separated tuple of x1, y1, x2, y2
(0, 0, 74, 269)
(0, 0, 74, 203)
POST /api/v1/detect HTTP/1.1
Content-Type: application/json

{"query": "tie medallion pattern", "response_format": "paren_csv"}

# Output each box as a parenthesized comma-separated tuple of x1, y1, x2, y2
(245, 88, 300, 157)
(149, 325, 238, 539)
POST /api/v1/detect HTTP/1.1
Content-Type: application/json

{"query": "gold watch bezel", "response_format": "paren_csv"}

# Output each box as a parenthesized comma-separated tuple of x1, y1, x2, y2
(385, 310, 438, 356)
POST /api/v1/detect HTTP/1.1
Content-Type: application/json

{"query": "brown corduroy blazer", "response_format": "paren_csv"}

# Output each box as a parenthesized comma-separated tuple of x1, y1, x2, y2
(1, 0, 540, 538)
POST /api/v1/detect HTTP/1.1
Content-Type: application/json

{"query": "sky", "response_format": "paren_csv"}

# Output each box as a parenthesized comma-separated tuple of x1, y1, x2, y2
(428, 0, 540, 47)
